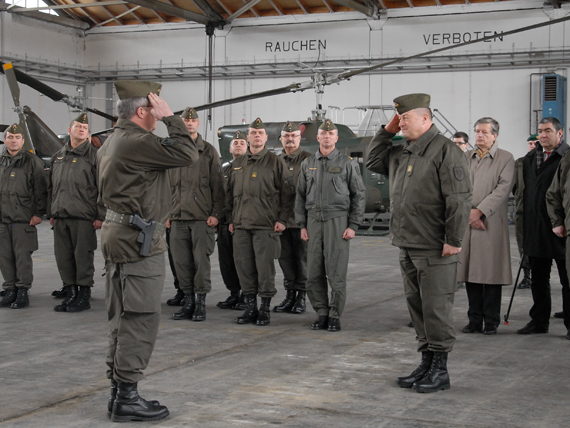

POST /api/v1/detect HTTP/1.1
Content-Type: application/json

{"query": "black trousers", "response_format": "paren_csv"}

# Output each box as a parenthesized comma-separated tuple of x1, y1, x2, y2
(465, 282, 502, 328)
(277, 228, 307, 291)
(529, 256, 570, 330)
(165, 228, 180, 290)
(217, 224, 241, 293)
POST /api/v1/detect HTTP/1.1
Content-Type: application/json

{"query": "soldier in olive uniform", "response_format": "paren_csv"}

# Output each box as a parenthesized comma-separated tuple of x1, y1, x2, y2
(295, 120, 365, 332)
(169, 107, 224, 322)
(273, 122, 312, 314)
(48, 113, 104, 313)
(0, 124, 47, 309)
(366, 94, 472, 393)
(226, 118, 294, 326)
(98, 81, 197, 422)
(217, 131, 247, 309)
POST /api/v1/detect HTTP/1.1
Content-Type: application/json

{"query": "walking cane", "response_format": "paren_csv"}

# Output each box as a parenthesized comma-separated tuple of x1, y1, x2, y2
(504, 255, 525, 324)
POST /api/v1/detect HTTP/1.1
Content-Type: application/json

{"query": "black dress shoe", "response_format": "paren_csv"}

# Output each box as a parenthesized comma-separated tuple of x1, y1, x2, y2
(553, 311, 564, 319)
(462, 322, 482, 333)
(327, 318, 341, 332)
(310, 315, 328, 330)
(483, 325, 497, 335)
(517, 321, 548, 334)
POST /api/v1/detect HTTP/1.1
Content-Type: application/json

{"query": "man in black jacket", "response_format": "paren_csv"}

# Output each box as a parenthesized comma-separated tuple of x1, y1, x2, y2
(518, 116, 569, 335)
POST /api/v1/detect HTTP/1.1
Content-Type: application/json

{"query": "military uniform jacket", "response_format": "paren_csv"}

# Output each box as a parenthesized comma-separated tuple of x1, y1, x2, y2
(280, 147, 312, 229)
(169, 134, 224, 222)
(0, 147, 47, 224)
(295, 148, 365, 231)
(366, 125, 472, 250)
(523, 142, 569, 259)
(48, 139, 103, 221)
(98, 116, 198, 264)
(226, 147, 293, 230)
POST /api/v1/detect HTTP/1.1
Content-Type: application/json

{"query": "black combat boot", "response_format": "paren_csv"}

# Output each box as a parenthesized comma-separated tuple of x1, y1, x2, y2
(10, 288, 29, 309)
(111, 382, 169, 422)
(166, 289, 184, 306)
(51, 287, 67, 298)
(272, 290, 295, 313)
(412, 351, 450, 393)
(256, 297, 272, 326)
(66, 286, 91, 312)
(310, 315, 328, 330)
(235, 294, 259, 324)
(54, 285, 78, 312)
(396, 351, 434, 388)
(217, 290, 240, 309)
(233, 292, 246, 310)
(0, 290, 5, 297)
(192, 294, 207, 321)
(518, 268, 532, 289)
(290, 291, 306, 314)
(107, 380, 118, 419)
(172, 293, 195, 320)
(0, 288, 18, 307)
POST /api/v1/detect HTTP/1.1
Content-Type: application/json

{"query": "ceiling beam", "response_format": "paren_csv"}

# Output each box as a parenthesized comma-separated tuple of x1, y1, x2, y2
(1, 2, 90, 29)
(226, 0, 263, 23)
(126, 0, 222, 26)
(8, 1, 128, 12)
(192, 0, 224, 20)
(330, 0, 377, 17)
(95, 5, 142, 27)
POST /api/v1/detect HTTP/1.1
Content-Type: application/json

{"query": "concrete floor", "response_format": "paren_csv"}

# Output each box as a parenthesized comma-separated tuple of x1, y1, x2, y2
(0, 223, 568, 427)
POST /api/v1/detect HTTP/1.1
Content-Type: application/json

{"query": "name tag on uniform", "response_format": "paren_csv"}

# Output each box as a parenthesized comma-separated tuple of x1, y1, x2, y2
(308, 167, 317, 170)
(233, 167, 243, 171)
(328, 166, 341, 174)
(57, 157, 63, 160)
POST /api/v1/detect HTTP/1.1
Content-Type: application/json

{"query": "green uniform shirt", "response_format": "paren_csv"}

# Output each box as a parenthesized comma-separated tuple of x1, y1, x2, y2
(98, 116, 198, 264)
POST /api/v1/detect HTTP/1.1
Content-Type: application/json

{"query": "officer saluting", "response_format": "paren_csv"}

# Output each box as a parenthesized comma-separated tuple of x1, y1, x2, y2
(98, 81, 198, 422)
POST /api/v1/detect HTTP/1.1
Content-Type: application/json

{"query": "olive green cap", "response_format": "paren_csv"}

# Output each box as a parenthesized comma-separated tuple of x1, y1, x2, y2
(72, 112, 88, 125)
(181, 107, 198, 120)
(249, 118, 266, 129)
(6, 123, 24, 135)
(114, 80, 162, 100)
(528, 134, 539, 141)
(232, 130, 247, 140)
(282, 121, 299, 132)
(393, 93, 431, 114)
(319, 119, 337, 131)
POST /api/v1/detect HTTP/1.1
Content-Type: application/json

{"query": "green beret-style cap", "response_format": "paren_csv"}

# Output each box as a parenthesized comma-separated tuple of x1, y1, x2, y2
(393, 93, 431, 114)
(72, 112, 88, 125)
(249, 118, 266, 129)
(528, 134, 539, 141)
(6, 123, 24, 135)
(282, 121, 299, 132)
(232, 130, 247, 140)
(319, 119, 337, 131)
(114, 80, 162, 100)
(181, 107, 198, 120)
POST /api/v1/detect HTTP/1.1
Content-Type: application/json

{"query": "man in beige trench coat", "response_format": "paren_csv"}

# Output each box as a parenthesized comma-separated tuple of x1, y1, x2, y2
(458, 117, 515, 335)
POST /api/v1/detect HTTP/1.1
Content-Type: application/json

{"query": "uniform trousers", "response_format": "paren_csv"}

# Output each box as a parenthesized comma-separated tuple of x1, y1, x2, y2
(165, 227, 180, 290)
(217, 223, 241, 293)
(399, 248, 457, 353)
(278, 227, 307, 292)
(233, 228, 280, 298)
(306, 216, 349, 319)
(53, 218, 97, 287)
(465, 282, 502, 328)
(529, 256, 570, 330)
(0, 222, 38, 290)
(170, 220, 215, 295)
(105, 253, 165, 384)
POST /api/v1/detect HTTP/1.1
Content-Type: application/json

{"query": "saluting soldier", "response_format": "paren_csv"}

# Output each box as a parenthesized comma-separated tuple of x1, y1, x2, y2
(0, 124, 47, 309)
(48, 112, 104, 313)
(366, 94, 472, 393)
(216, 131, 247, 309)
(295, 120, 365, 332)
(226, 118, 294, 326)
(98, 81, 198, 422)
(169, 107, 224, 322)
(273, 121, 312, 315)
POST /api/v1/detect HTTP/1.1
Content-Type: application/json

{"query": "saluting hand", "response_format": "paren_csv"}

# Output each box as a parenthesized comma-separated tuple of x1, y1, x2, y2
(148, 93, 174, 120)
(385, 113, 401, 134)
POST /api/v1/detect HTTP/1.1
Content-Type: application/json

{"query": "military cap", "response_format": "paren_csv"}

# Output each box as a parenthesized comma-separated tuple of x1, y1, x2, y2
(72, 112, 88, 125)
(282, 121, 299, 132)
(114, 80, 161, 100)
(393, 93, 431, 114)
(319, 119, 337, 131)
(527, 133, 539, 141)
(6, 123, 24, 135)
(181, 107, 198, 120)
(232, 130, 247, 140)
(249, 118, 266, 129)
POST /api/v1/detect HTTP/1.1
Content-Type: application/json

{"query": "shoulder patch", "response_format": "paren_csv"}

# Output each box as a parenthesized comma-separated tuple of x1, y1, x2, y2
(453, 166, 465, 181)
